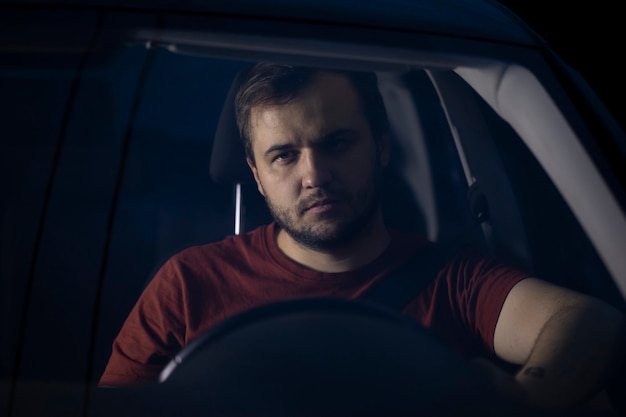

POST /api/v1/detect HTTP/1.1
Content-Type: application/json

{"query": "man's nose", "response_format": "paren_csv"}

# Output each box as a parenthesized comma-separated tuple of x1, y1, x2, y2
(300, 150, 332, 189)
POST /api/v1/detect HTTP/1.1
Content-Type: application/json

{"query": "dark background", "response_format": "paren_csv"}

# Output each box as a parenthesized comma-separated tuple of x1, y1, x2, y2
(499, 1, 625, 134)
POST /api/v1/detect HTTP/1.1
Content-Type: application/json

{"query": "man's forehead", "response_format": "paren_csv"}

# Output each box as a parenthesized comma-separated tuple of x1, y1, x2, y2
(250, 106, 286, 130)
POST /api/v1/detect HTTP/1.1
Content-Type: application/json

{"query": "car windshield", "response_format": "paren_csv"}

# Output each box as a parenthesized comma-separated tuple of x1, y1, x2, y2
(1, 4, 625, 417)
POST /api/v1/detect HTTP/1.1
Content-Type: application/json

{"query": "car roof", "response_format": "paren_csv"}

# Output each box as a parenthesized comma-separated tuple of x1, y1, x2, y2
(3, 0, 543, 46)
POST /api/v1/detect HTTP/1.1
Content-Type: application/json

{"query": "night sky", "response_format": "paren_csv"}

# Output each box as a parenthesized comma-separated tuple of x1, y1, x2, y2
(499, 1, 625, 134)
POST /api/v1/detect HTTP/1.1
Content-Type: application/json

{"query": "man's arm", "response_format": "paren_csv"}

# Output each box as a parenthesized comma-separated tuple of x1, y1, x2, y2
(493, 277, 626, 409)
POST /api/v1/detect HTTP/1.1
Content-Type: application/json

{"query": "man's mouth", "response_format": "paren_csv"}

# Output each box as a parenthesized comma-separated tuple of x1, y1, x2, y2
(305, 198, 342, 213)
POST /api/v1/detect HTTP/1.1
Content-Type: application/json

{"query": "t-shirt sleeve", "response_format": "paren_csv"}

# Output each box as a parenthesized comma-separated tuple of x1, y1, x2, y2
(443, 247, 530, 355)
(99, 257, 188, 386)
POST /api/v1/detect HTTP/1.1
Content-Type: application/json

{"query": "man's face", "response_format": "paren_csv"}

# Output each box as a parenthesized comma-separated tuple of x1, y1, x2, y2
(247, 72, 389, 251)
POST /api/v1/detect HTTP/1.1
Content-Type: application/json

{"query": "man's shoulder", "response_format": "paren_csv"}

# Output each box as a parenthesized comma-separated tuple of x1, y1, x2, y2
(169, 223, 272, 264)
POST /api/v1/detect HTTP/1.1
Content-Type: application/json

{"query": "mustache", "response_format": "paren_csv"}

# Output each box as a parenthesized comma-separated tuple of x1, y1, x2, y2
(297, 190, 349, 213)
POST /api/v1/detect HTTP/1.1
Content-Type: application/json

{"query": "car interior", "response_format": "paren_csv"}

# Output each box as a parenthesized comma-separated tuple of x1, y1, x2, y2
(2, 5, 626, 417)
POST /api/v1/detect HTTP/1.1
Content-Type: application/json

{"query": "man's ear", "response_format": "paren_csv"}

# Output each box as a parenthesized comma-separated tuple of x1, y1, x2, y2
(246, 157, 265, 197)
(379, 132, 391, 168)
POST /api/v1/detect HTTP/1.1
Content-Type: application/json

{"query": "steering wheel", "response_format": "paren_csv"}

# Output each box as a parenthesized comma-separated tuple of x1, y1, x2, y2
(157, 297, 525, 416)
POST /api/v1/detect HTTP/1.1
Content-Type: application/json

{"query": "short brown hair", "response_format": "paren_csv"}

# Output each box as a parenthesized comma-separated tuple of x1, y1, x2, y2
(235, 63, 389, 163)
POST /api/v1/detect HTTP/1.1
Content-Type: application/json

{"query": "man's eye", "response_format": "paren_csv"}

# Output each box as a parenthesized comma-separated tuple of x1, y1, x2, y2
(326, 138, 350, 152)
(273, 151, 295, 163)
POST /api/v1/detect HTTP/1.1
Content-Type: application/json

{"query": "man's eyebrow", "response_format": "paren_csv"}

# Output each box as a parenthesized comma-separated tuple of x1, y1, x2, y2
(264, 143, 293, 158)
(263, 129, 354, 157)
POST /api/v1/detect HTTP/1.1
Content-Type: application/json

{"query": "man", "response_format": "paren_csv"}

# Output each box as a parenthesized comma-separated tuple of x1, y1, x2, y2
(100, 63, 625, 412)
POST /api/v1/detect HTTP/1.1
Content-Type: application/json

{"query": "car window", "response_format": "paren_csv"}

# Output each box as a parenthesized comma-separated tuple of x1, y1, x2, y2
(1, 5, 625, 417)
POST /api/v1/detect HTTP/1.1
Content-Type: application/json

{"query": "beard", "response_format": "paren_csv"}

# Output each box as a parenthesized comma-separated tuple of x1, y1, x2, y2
(264, 168, 383, 252)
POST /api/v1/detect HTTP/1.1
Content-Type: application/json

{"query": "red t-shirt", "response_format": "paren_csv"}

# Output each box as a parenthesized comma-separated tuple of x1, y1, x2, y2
(99, 223, 529, 386)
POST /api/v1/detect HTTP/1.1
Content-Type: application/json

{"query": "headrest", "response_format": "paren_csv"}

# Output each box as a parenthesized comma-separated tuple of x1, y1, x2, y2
(210, 67, 254, 184)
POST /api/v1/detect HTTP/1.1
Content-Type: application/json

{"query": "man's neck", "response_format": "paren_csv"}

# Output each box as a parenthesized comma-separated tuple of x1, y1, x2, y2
(276, 218, 390, 273)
